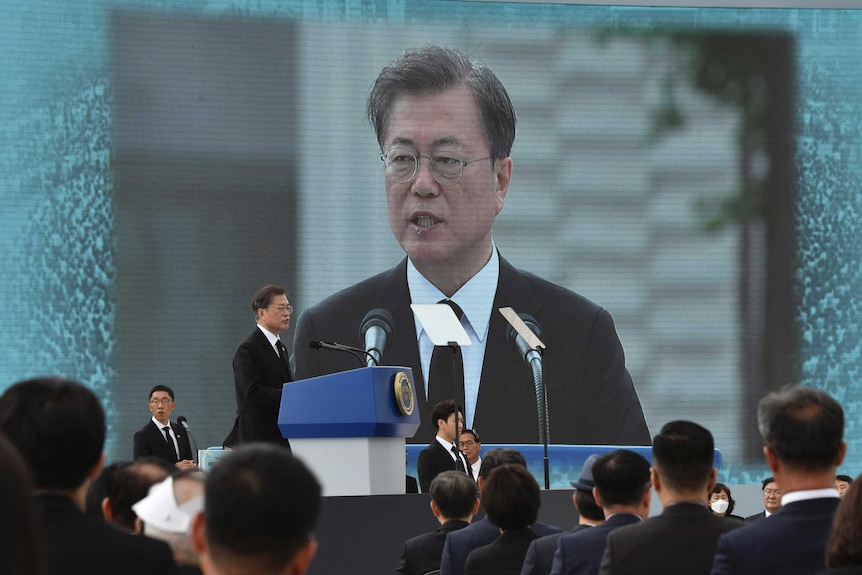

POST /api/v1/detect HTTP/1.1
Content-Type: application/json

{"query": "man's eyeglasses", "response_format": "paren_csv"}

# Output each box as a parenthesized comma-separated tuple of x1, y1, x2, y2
(381, 147, 492, 185)
(764, 489, 781, 496)
(459, 440, 476, 448)
(269, 305, 293, 314)
(149, 399, 173, 406)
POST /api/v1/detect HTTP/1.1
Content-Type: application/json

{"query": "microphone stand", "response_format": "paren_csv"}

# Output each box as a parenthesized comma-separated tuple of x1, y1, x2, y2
(448, 341, 468, 476)
(527, 348, 550, 490)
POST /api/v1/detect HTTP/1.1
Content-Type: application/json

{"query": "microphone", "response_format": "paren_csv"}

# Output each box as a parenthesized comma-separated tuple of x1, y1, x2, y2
(176, 415, 198, 464)
(309, 340, 368, 368)
(359, 308, 394, 367)
(507, 314, 544, 366)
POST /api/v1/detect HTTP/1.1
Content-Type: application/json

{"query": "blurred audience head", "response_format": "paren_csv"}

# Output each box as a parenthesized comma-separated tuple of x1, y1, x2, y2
(481, 463, 540, 531)
(103, 457, 172, 532)
(826, 473, 862, 569)
(0, 432, 44, 575)
(836, 474, 854, 498)
(592, 449, 651, 515)
(709, 483, 736, 516)
(429, 470, 480, 522)
(570, 453, 604, 524)
(651, 420, 715, 498)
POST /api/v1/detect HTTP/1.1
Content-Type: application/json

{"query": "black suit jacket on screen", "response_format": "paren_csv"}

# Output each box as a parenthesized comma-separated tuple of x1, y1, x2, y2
(417, 439, 473, 493)
(133, 419, 193, 464)
(293, 254, 649, 445)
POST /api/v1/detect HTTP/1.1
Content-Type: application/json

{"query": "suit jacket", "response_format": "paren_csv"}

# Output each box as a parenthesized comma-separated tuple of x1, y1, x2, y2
(38, 493, 178, 575)
(711, 497, 840, 575)
(226, 327, 292, 447)
(293, 255, 650, 445)
(521, 524, 595, 575)
(745, 510, 766, 522)
(418, 439, 473, 493)
(133, 420, 193, 465)
(465, 527, 539, 575)
(598, 502, 743, 575)
(441, 518, 562, 575)
(550, 513, 641, 575)
(397, 519, 471, 575)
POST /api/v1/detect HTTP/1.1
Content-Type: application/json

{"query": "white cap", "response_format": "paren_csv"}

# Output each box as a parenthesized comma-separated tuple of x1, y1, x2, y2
(132, 476, 204, 533)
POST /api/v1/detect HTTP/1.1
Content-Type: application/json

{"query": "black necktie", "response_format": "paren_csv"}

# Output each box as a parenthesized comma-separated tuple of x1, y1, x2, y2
(427, 300, 465, 411)
(162, 426, 177, 459)
(275, 340, 290, 374)
(451, 445, 466, 473)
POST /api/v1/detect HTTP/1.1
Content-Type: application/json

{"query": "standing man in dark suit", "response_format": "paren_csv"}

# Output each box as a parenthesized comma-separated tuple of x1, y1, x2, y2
(133, 385, 195, 469)
(710, 386, 846, 575)
(0, 376, 178, 575)
(521, 453, 606, 575)
(225, 284, 293, 448)
(549, 450, 651, 575)
(418, 400, 472, 492)
(598, 421, 743, 575)
(292, 44, 649, 447)
(397, 470, 480, 575)
(744, 476, 781, 522)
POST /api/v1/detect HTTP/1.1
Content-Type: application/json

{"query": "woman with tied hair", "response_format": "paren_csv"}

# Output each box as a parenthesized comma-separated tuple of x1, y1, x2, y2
(708, 483, 745, 522)
(820, 473, 862, 574)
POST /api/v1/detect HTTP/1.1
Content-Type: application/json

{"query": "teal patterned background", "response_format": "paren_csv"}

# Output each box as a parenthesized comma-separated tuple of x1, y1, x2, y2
(1, 1, 860, 484)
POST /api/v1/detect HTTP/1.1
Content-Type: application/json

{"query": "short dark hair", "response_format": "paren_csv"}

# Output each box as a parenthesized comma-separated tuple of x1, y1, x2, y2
(251, 285, 287, 315)
(205, 443, 322, 572)
(592, 449, 651, 507)
(106, 458, 172, 530)
(431, 400, 459, 430)
(826, 472, 862, 568)
(652, 420, 714, 493)
(478, 448, 527, 481)
(0, 433, 44, 575)
(482, 464, 540, 530)
(711, 483, 737, 515)
(573, 489, 604, 523)
(757, 386, 844, 470)
(761, 476, 776, 489)
(366, 44, 516, 162)
(461, 429, 480, 444)
(837, 474, 854, 484)
(429, 470, 479, 519)
(85, 461, 126, 519)
(148, 385, 175, 401)
(0, 376, 105, 490)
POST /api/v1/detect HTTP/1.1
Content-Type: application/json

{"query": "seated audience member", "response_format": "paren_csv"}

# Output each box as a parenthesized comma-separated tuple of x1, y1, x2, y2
(835, 474, 854, 499)
(599, 421, 743, 575)
(103, 457, 172, 532)
(84, 461, 125, 519)
(133, 385, 196, 469)
(397, 470, 480, 575)
(745, 476, 781, 522)
(821, 473, 862, 574)
(550, 449, 651, 575)
(440, 448, 561, 575)
(419, 400, 472, 492)
(709, 483, 745, 522)
(0, 432, 44, 575)
(191, 443, 322, 575)
(460, 429, 483, 479)
(711, 386, 846, 575)
(134, 471, 206, 575)
(522, 453, 606, 575)
(465, 464, 542, 575)
(0, 376, 177, 575)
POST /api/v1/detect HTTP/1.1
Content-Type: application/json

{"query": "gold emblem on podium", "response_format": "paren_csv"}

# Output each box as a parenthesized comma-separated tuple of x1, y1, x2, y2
(393, 371, 415, 416)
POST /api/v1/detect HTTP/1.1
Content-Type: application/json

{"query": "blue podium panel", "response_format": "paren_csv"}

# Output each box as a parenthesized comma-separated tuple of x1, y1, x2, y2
(406, 444, 723, 489)
(278, 366, 420, 438)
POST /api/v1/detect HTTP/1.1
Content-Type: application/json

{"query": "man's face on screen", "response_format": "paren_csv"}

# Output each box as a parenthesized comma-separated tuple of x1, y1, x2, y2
(382, 87, 511, 280)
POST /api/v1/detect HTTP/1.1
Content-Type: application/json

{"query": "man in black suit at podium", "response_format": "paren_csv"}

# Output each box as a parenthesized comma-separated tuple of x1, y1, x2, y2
(133, 384, 195, 469)
(293, 44, 649, 447)
(225, 284, 294, 449)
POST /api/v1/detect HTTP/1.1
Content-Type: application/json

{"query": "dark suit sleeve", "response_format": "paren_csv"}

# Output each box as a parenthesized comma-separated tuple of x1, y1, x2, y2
(597, 532, 615, 575)
(234, 340, 283, 407)
(709, 532, 733, 575)
(395, 541, 411, 575)
(520, 540, 540, 575)
(417, 448, 436, 493)
(132, 429, 149, 459)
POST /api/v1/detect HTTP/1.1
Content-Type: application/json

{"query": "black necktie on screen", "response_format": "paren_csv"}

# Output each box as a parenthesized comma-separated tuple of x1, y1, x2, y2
(427, 300, 465, 411)
(451, 445, 467, 473)
(162, 426, 177, 460)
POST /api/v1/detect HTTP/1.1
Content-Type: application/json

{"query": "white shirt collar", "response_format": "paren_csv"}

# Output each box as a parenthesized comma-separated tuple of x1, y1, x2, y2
(256, 323, 281, 351)
(781, 488, 840, 506)
(151, 415, 171, 429)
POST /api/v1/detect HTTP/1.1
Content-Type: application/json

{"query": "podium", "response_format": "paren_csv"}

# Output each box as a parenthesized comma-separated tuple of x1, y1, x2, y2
(278, 366, 419, 496)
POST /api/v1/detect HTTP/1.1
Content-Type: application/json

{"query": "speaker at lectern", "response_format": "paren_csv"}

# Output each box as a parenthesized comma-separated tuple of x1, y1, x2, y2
(277, 366, 419, 496)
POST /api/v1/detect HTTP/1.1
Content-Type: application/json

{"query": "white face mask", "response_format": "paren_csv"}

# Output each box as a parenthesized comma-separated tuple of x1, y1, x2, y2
(710, 498, 730, 514)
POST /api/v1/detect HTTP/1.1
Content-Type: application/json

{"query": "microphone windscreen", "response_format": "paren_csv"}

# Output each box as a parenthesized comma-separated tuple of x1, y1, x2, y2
(309, 340, 323, 349)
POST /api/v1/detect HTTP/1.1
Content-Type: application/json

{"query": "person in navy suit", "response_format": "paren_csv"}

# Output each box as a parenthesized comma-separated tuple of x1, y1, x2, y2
(711, 386, 846, 575)
(418, 400, 473, 492)
(521, 453, 606, 575)
(549, 450, 651, 575)
(598, 421, 743, 575)
(440, 448, 561, 575)
(133, 385, 195, 469)
(744, 476, 781, 522)
(397, 470, 480, 575)
(224, 285, 294, 448)
(292, 44, 649, 447)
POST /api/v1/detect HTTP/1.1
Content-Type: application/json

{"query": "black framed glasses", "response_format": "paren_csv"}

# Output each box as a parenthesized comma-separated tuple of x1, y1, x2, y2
(381, 147, 491, 185)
